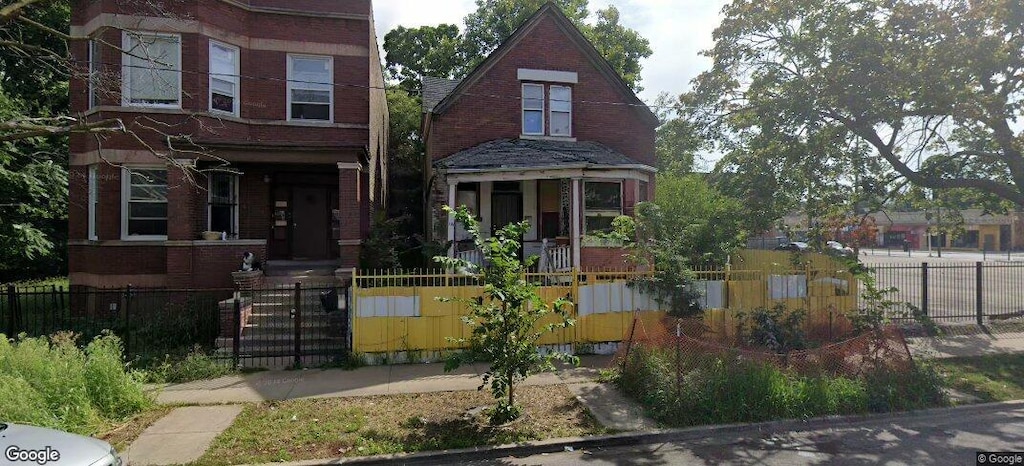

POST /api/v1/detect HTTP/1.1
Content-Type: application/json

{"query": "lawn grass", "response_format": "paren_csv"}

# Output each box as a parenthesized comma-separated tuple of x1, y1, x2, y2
(197, 385, 606, 465)
(933, 353, 1024, 403)
(12, 277, 69, 290)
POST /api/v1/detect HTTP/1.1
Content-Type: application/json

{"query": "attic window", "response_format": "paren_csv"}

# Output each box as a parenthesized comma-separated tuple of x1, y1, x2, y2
(521, 83, 572, 137)
(522, 84, 545, 135)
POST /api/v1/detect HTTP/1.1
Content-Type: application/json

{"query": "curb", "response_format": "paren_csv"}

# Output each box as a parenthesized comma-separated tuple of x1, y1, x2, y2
(240, 400, 1024, 465)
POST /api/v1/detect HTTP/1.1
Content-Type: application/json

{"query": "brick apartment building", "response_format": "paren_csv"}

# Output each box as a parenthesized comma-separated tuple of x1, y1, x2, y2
(67, 0, 388, 289)
(422, 3, 658, 271)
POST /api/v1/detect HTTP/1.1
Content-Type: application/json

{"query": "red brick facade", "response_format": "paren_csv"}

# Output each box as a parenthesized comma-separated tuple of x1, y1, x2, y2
(422, 5, 656, 269)
(424, 14, 656, 166)
(68, 0, 387, 289)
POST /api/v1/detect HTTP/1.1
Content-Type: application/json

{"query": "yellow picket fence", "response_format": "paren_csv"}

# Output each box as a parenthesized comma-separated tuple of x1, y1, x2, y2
(350, 250, 859, 355)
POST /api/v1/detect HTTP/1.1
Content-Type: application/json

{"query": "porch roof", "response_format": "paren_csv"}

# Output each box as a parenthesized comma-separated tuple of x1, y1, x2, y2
(435, 138, 652, 172)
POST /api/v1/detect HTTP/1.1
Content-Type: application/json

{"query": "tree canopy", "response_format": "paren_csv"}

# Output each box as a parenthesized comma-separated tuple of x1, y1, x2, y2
(384, 0, 651, 92)
(690, 0, 1024, 210)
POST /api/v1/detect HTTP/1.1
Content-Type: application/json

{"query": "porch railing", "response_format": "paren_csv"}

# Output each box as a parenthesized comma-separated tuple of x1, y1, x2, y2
(455, 248, 484, 270)
(540, 238, 572, 273)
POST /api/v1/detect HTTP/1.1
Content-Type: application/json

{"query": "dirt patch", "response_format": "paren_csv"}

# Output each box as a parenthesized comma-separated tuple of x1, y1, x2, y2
(197, 384, 606, 465)
(98, 406, 174, 452)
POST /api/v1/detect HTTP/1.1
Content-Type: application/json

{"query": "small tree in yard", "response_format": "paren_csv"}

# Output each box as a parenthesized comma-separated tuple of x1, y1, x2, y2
(435, 205, 577, 425)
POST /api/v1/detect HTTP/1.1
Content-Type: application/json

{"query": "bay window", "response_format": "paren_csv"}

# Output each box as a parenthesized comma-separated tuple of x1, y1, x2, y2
(288, 55, 333, 121)
(208, 173, 238, 238)
(122, 168, 168, 239)
(209, 41, 239, 115)
(122, 32, 181, 107)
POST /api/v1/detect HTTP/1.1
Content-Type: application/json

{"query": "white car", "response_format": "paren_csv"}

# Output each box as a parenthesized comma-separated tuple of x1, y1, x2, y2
(826, 241, 855, 256)
(2, 423, 121, 466)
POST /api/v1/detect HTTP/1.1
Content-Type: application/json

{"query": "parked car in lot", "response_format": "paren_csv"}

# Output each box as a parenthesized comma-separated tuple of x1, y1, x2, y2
(774, 241, 809, 252)
(825, 240, 856, 257)
(1, 423, 121, 466)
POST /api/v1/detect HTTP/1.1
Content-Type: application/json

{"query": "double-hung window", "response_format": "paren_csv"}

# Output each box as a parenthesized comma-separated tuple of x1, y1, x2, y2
(549, 86, 572, 136)
(288, 55, 332, 121)
(88, 166, 99, 240)
(209, 41, 239, 115)
(122, 32, 181, 107)
(88, 39, 102, 108)
(584, 181, 622, 234)
(208, 173, 239, 238)
(122, 168, 168, 239)
(522, 83, 545, 135)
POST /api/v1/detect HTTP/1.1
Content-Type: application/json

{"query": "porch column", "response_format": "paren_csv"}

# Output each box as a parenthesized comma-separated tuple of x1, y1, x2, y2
(571, 177, 582, 270)
(447, 180, 457, 257)
(337, 162, 363, 272)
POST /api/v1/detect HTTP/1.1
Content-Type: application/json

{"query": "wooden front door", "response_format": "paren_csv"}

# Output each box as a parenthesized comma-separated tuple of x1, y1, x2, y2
(292, 186, 331, 260)
(491, 192, 523, 235)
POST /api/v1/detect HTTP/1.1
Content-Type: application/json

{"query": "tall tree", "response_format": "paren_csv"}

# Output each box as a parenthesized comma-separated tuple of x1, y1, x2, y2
(384, 1, 652, 92)
(691, 0, 1024, 210)
(383, 24, 464, 92)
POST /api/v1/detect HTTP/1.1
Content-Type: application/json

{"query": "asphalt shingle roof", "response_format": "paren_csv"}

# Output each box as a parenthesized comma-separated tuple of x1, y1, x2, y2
(421, 76, 461, 113)
(434, 138, 640, 171)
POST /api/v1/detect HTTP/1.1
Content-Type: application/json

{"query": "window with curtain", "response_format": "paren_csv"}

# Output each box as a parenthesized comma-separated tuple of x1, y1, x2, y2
(122, 32, 180, 107)
(288, 55, 332, 121)
(549, 85, 572, 136)
(209, 41, 239, 115)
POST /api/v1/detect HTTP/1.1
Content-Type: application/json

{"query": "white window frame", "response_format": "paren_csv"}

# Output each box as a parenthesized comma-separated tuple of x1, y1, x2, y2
(521, 83, 545, 136)
(208, 40, 240, 116)
(207, 173, 240, 238)
(121, 31, 182, 108)
(121, 166, 169, 241)
(88, 165, 98, 240)
(287, 54, 333, 122)
(549, 85, 572, 137)
(88, 39, 102, 108)
(583, 181, 623, 235)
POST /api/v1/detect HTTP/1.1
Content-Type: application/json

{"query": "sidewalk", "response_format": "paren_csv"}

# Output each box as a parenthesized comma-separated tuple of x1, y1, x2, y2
(154, 355, 615, 405)
(906, 326, 1024, 359)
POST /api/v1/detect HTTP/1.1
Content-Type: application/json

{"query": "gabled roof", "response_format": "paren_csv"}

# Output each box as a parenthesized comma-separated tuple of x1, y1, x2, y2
(428, 2, 658, 128)
(421, 76, 461, 113)
(434, 138, 650, 171)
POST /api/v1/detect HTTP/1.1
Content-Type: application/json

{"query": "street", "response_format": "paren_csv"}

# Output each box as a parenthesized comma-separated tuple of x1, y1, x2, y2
(463, 402, 1024, 465)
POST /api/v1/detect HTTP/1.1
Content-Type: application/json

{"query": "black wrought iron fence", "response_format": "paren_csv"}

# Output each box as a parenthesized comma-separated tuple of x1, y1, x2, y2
(868, 262, 1024, 323)
(1, 282, 351, 369)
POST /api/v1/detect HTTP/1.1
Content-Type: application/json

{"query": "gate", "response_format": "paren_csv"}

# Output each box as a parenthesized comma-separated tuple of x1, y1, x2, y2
(228, 283, 351, 368)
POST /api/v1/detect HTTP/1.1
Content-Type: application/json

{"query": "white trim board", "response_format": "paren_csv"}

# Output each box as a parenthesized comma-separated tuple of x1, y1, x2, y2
(518, 69, 578, 84)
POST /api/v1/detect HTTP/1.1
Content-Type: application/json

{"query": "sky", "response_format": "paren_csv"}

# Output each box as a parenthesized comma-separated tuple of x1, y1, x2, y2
(372, 0, 729, 106)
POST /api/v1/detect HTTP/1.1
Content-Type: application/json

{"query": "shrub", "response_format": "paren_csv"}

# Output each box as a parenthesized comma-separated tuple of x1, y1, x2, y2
(143, 347, 233, 384)
(84, 332, 150, 418)
(0, 333, 151, 435)
(735, 304, 807, 353)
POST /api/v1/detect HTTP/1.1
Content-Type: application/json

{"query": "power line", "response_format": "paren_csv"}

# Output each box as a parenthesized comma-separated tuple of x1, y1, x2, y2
(72, 57, 683, 111)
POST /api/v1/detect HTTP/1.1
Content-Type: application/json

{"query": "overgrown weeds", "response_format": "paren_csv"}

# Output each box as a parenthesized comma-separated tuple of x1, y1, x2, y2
(617, 345, 946, 427)
(0, 332, 152, 435)
(141, 346, 234, 384)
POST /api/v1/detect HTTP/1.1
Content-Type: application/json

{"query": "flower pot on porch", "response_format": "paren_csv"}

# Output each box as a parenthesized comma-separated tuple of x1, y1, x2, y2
(201, 231, 223, 241)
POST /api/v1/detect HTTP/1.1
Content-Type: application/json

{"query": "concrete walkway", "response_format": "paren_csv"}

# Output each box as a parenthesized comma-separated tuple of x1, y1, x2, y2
(123, 405, 243, 466)
(155, 355, 613, 404)
(907, 327, 1024, 359)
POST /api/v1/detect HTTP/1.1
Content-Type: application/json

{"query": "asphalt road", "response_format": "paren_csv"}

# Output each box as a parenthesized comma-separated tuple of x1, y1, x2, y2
(462, 402, 1024, 466)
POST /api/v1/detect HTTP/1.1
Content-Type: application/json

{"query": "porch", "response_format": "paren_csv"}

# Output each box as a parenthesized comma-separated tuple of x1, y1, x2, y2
(444, 171, 652, 272)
